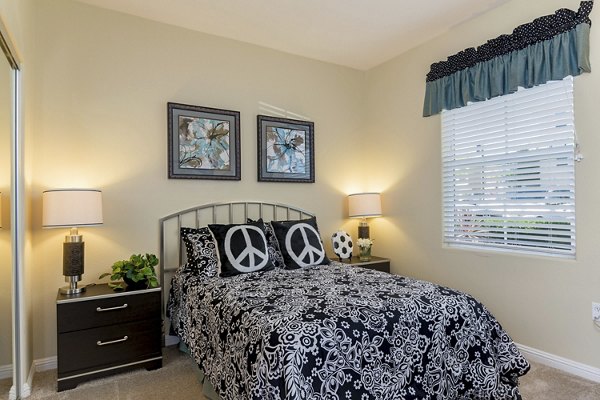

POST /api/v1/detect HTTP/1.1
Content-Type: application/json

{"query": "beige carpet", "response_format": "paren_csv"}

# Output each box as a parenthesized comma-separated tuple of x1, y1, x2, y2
(0, 347, 205, 400)
(520, 360, 600, 399)
(0, 378, 11, 400)
(1, 346, 599, 399)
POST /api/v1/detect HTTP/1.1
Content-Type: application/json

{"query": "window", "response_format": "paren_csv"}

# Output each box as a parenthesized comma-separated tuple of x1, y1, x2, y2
(442, 76, 576, 258)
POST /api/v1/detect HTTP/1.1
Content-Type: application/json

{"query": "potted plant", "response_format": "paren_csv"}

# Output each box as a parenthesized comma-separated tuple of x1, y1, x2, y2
(99, 253, 159, 290)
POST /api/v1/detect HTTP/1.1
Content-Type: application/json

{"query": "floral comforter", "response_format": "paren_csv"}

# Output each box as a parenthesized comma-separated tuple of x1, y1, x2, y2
(167, 263, 529, 400)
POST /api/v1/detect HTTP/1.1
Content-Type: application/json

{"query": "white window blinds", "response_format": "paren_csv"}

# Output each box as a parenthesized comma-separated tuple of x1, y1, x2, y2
(441, 76, 576, 258)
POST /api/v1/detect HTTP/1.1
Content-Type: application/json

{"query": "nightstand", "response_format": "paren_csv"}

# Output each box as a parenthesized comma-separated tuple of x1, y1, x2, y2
(56, 284, 162, 391)
(337, 256, 390, 273)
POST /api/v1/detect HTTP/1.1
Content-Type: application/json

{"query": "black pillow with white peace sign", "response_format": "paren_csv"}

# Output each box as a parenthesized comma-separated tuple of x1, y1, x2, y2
(209, 221, 274, 277)
(271, 217, 330, 269)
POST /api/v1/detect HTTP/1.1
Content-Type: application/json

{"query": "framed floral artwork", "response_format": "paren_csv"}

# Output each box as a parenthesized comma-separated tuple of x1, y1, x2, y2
(257, 115, 314, 183)
(168, 102, 241, 180)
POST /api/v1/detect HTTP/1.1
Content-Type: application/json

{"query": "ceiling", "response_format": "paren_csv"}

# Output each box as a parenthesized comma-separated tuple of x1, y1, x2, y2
(76, 0, 511, 70)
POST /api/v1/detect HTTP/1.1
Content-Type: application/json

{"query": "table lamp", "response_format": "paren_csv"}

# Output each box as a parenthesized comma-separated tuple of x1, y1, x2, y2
(42, 189, 103, 295)
(348, 192, 382, 239)
(0, 192, 2, 229)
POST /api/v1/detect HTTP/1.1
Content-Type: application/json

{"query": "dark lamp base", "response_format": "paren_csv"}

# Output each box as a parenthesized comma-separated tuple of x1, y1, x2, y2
(61, 275, 86, 296)
(59, 285, 86, 295)
(358, 225, 370, 239)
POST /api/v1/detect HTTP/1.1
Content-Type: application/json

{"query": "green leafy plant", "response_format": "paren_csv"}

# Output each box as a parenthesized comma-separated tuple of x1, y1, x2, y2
(99, 253, 159, 290)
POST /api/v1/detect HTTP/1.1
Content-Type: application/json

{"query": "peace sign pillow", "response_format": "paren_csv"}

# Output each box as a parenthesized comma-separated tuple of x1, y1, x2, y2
(271, 217, 330, 269)
(209, 221, 274, 277)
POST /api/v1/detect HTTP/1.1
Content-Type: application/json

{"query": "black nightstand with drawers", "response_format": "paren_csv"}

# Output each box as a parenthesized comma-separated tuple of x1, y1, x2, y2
(56, 284, 162, 391)
(337, 256, 391, 273)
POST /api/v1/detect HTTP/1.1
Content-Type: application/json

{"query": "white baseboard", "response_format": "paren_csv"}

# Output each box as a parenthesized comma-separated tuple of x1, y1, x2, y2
(10, 357, 57, 399)
(34, 356, 57, 372)
(21, 382, 31, 398)
(0, 363, 12, 379)
(517, 343, 600, 383)
(18, 361, 35, 398)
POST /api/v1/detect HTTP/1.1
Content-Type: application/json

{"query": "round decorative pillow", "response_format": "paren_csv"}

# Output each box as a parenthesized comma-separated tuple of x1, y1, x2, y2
(331, 230, 353, 261)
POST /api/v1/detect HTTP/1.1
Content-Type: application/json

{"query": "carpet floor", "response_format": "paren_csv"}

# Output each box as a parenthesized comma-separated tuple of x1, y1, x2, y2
(1, 346, 599, 399)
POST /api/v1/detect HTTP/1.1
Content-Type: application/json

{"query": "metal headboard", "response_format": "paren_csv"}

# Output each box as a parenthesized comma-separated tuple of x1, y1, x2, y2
(158, 201, 314, 330)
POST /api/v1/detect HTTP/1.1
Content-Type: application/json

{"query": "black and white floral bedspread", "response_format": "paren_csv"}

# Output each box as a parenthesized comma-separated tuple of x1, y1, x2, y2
(167, 263, 529, 400)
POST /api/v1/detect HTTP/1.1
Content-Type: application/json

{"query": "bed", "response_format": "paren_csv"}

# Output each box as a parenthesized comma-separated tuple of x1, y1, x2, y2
(161, 201, 530, 400)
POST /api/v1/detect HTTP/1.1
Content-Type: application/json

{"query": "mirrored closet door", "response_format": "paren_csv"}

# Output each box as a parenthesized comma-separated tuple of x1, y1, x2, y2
(0, 14, 21, 400)
(0, 37, 13, 398)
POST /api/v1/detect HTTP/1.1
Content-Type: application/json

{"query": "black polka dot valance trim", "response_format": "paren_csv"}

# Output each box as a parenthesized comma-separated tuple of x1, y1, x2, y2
(426, 1, 593, 82)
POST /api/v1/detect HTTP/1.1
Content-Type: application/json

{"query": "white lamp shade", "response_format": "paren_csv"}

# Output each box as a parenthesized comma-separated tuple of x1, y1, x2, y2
(0, 192, 3, 229)
(42, 189, 103, 228)
(348, 192, 382, 218)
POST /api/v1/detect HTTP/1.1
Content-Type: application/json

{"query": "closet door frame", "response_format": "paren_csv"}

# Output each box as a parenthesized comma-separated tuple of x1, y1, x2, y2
(0, 13, 24, 400)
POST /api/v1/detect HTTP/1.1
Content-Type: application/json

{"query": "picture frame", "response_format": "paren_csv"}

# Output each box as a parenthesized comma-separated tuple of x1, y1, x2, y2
(168, 102, 241, 180)
(257, 115, 315, 183)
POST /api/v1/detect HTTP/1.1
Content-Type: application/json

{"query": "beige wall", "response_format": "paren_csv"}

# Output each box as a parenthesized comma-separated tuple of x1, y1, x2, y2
(30, 0, 366, 359)
(366, 0, 600, 369)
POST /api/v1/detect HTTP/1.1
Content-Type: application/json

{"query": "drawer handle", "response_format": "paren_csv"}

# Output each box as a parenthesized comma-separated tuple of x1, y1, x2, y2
(96, 303, 128, 312)
(97, 336, 128, 346)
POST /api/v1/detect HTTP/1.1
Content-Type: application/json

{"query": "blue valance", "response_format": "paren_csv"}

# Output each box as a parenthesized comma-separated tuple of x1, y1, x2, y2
(423, 1, 593, 117)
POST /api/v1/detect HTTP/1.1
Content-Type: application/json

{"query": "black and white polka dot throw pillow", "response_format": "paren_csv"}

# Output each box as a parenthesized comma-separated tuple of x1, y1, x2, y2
(180, 227, 218, 277)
